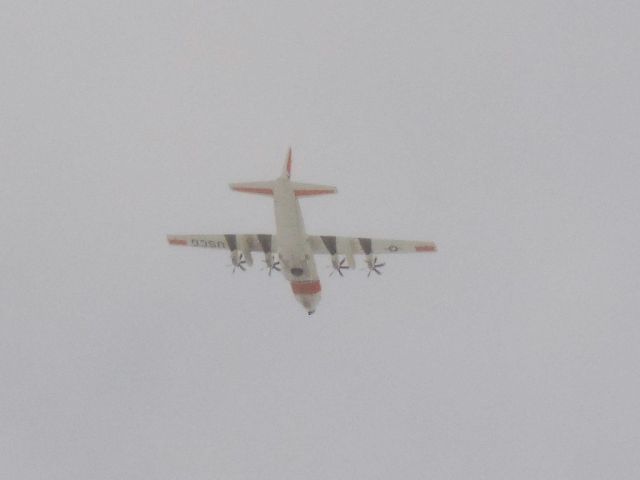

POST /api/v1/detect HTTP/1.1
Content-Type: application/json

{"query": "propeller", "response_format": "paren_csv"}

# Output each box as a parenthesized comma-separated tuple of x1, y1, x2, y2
(229, 252, 247, 273)
(330, 257, 349, 277)
(366, 256, 385, 277)
(262, 258, 281, 276)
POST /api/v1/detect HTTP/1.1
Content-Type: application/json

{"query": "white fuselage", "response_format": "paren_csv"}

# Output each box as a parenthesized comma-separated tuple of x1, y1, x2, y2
(272, 177, 321, 313)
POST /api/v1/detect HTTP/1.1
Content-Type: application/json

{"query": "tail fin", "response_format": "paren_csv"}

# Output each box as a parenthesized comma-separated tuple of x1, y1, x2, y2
(229, 148, 289, 196)
(282, 147, 292, 179)
(229, 148, 336, 197)
(229, 180, 336, 197)
(229, 181, 276, 196)
(290, 182, 337, 197)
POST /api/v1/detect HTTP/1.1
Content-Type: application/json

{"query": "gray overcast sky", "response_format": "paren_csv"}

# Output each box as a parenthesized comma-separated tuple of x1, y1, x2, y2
(2, 1, 640, 478)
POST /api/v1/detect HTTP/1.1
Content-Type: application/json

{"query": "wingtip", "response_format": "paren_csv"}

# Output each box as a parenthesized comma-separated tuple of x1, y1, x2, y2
(415, 243, 437, 252)
(167, 236, 188, 246)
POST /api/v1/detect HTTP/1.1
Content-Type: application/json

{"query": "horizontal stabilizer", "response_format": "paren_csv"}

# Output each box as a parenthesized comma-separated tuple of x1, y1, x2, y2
(229, 181, 276, 196)
(290, 182, 337, 197)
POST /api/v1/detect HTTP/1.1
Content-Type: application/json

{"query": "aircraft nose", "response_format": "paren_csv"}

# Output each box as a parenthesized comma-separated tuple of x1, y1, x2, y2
(299, 293, 320, 314)
(291, 281, 321, 314)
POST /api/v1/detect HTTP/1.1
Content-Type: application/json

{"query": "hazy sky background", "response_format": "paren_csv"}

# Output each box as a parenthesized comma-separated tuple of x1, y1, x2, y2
(2, 1, 640, 478)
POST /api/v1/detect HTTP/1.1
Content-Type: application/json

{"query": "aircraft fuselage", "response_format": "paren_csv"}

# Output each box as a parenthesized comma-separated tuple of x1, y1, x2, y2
(272, 177, 321, 314)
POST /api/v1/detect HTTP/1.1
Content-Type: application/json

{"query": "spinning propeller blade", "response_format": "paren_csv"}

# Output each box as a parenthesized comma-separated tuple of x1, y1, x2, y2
(230, 253, 247, 274)
(263, 260, 281, 276)
(366, 257, 385, 277)
(330, 257, 349, 277)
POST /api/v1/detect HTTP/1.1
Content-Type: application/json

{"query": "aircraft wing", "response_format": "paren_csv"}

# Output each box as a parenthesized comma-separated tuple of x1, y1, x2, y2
(307, 235, 436, 256)
(167, 234, 277, 253)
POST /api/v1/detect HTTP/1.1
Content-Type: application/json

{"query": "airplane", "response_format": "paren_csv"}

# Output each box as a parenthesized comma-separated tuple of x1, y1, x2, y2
(167, 149, 437, 315)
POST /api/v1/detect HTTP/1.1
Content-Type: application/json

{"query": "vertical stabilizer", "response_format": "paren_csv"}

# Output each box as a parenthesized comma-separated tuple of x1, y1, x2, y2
(282, 147, 292, 179)
(230, 148, 291, 195)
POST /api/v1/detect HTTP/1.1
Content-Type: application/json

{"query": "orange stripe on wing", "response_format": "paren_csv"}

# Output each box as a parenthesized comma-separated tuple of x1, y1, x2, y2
(291, 280, 322, 295)
(168, 238, 188, 246)
(415, 244, 436, 252)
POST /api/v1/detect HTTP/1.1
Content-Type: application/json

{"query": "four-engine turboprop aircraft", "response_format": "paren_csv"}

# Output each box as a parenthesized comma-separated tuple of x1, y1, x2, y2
(167, 149, 437, 314)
